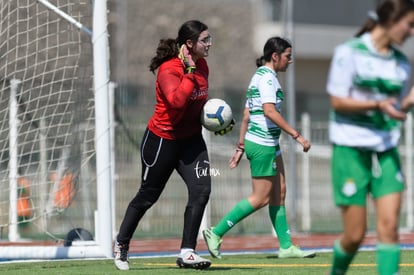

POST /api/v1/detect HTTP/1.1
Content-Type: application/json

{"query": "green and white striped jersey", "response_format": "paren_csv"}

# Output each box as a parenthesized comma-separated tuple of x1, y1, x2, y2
(245, 66, 283, 146)
(327, 32, 411, 151)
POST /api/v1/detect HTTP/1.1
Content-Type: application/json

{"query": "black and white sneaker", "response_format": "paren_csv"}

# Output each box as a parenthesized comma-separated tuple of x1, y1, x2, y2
(114, 241, 129, 270)
(176, 250, 211, 269)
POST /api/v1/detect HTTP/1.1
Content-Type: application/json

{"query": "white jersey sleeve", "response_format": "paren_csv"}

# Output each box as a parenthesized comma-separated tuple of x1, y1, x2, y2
(326, 44, 355, 98)
(258, 72, 278, 104)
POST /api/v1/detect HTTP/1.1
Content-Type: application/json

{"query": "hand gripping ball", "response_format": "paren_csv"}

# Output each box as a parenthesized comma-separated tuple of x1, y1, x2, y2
(201, 98, 233, 132)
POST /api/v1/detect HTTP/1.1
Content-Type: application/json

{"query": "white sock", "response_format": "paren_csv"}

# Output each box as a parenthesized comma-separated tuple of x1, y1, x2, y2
(180, 248, 194, 256)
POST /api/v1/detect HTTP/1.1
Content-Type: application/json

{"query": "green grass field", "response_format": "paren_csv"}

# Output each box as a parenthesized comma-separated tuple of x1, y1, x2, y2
(1, 250, 414, 274)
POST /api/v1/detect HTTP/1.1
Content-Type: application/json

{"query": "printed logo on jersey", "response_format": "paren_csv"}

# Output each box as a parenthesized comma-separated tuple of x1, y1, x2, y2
(336, 56, 344, 68)
(365, 60, 374, 72)
(342, 179, 357, 197)
(267, 79, 273, 86)
(190, 88, 208, 100)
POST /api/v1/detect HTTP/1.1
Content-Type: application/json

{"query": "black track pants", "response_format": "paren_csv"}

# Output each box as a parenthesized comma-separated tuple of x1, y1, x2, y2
(117, 128, 211, 249)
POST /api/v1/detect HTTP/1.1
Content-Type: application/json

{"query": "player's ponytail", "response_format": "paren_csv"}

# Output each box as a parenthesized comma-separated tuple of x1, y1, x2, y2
(355, 11, 378, 37)
(148, 39, 178, 73)
(355, 0, 414, 37)
(256, 56, 265, 67)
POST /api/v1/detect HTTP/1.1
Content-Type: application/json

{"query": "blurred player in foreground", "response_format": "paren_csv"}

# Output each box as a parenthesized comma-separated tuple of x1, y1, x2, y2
(113, 20, 230, 271)
(203, 36, 315, 259)
(326, 0, 414, 274)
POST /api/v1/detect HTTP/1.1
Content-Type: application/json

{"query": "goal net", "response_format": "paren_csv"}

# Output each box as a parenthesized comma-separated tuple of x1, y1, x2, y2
(0, 0, 112, 259)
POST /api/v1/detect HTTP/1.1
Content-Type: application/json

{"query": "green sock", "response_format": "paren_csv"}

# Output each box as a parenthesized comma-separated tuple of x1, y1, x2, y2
(212, 199, 255, 237)
(376, 243, 400, 275)
(329, 240, 356, 275)
(269, 205, 291, 249)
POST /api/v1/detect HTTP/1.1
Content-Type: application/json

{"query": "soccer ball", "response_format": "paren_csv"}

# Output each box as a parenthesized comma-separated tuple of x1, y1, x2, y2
(201, 98, 233, 132)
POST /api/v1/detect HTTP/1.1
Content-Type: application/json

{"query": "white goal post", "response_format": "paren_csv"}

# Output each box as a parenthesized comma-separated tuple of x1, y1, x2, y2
(0, 0, 113, 259)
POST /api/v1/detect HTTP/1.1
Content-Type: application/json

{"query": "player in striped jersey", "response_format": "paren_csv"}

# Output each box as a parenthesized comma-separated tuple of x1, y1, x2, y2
(327, 1, 414, 274)
(203, 36, 315, 259)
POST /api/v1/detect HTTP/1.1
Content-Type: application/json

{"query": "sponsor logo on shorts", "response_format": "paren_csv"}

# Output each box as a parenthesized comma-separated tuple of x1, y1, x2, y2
(342, 179, 357, 197)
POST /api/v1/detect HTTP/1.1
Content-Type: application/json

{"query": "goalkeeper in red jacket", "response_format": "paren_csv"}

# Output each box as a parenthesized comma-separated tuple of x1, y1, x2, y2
(113, 20, 231, 271)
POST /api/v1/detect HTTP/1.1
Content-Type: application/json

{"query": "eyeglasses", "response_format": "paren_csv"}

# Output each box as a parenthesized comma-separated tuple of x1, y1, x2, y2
(198, 35, 212, 45)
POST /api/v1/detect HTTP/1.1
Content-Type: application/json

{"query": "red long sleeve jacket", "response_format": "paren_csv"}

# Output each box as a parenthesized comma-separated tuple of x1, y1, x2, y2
(147, 57, 209, 140)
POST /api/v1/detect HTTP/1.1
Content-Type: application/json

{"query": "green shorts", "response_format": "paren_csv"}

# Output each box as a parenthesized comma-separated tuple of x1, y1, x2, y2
(331, 144, 405, 206)
(245, 139, 280, 177)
